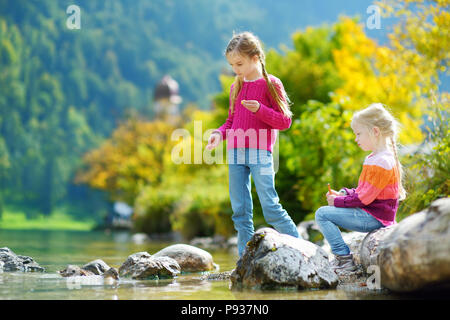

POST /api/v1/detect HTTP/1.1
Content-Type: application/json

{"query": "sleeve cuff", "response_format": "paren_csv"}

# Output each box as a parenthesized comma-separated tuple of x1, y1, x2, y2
(254, 102, 269, 116)
(254, 103, 291, 130)
(334, 196, 346, 207)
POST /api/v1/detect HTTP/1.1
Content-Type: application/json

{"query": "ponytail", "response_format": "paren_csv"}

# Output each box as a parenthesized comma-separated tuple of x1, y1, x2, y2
(230, 76, 243, 114)
(259, 56, 293, 119)
(390, 136, 406, 200)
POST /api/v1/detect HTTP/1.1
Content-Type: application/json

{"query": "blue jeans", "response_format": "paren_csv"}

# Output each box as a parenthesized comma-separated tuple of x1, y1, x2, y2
(315, 206, 384, 256)
(228, 148, 300, 257)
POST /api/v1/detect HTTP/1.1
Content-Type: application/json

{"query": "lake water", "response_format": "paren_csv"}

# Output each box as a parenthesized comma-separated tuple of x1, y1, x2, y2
(0, 230, 404, 300)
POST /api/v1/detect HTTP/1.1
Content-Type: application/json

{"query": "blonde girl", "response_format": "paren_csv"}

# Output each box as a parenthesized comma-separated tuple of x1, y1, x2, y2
(315, 103, 405, 273)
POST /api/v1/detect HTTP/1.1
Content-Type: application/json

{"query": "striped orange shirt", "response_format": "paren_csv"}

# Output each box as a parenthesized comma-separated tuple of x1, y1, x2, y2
(334, 150, 400, 226)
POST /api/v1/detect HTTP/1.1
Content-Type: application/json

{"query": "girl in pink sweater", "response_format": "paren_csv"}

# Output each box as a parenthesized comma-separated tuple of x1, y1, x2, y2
(206, 32, 300, 257)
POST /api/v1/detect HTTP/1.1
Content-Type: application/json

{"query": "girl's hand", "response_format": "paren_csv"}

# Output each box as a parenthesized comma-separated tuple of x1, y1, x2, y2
(206, 132, 221, 150)
(241, 100, 260, 113)
(329, 189, 340, 196)
(326, 193, 337, 206)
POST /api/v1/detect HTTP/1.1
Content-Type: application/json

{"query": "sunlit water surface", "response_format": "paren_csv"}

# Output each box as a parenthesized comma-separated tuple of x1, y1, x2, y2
(0, 230, 403, 300)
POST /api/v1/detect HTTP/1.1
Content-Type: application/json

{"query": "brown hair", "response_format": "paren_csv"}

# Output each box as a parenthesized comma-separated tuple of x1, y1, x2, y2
(351, 103, 406, 200)
(225, 32, 292, 118)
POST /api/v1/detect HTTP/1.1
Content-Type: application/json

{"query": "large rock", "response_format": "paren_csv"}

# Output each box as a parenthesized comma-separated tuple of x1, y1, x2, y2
(119, 251, 180, 280)
(0, 247, 45, 272)
(153, 244, 217, 272)
(230, 228, 338, 290)
(377, 198, 450, 292)
(118, 252, 152, 276)
(359, 226, 396, 269)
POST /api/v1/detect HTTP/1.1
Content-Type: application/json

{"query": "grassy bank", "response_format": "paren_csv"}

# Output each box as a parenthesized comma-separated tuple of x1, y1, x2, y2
(0, 206, 96, 231)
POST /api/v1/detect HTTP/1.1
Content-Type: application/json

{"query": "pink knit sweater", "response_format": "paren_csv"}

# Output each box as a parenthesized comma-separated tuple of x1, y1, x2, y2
(214, 75, 292, 153)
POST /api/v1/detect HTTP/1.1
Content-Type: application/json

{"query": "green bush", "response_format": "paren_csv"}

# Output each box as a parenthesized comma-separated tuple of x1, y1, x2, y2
(277, 100, 365, 221)
(397, 98, 449, 220)
(133, 185, 180, 234)
(169, 169, 235, 240)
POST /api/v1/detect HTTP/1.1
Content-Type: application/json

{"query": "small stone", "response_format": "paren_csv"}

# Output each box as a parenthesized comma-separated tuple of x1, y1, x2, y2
(103, 267, 119, 280)
(59, 265, 94, 277)
(153, 244, 216, 272)
(82, 259, 111, 275)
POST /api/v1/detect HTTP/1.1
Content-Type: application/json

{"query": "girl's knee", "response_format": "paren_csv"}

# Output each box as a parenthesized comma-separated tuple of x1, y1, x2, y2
(230, 200, 252, 217)
(315, 206, 331, 222)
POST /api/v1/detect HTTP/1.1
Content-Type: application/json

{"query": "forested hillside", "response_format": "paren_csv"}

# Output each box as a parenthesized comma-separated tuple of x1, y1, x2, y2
(0, 0, 427, 223)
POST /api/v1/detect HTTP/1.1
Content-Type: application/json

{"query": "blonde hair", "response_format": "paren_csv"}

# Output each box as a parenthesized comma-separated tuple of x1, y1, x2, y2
(351, 103, 406, 200)
(225, 32, 292, 118)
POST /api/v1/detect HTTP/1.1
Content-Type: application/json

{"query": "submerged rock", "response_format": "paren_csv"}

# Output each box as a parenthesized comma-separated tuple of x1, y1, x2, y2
(230, 228, 338, 290)
(59, 260, 119, 282)
(82, 259, 111, 275)
(199, 271, 233, 281)
(102, 267, 120, 280)
(0, 247, 45, 272)
(153, 244, 217, 272)
(59, 264, 95, 277)
(119, 251, 180, 280)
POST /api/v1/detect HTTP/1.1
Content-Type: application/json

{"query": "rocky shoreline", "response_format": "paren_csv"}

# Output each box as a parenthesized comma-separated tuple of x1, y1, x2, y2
(229, 198, 450, 294)
(190, 198, 450, 294)
(0, 243, 218, 282)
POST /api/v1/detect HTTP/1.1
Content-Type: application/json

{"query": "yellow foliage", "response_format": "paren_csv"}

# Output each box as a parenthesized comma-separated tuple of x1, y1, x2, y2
(331, 17, 428, 144)
(75, 117, 177, 204)
(75, 106, 233, 236)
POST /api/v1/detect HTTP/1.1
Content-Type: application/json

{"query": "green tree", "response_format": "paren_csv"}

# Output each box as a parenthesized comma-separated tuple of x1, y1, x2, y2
(377, 0, 449, 218)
